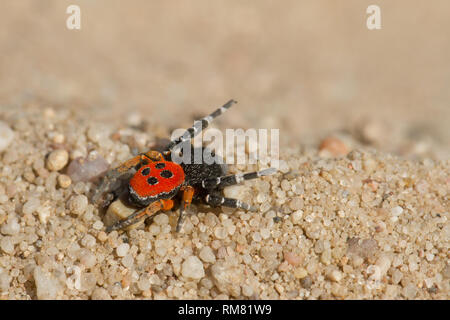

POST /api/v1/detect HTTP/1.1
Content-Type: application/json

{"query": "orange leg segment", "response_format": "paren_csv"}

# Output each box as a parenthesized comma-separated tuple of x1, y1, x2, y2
(176, 186, 195, 232)
(106, 199, 173, 232)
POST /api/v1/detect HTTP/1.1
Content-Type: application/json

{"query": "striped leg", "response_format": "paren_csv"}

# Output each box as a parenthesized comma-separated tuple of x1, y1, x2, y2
(201, 167, 277, 190)
(205, 194, 256, 211)
(176, 186, 195, 232)
(164, 99, 237, 154)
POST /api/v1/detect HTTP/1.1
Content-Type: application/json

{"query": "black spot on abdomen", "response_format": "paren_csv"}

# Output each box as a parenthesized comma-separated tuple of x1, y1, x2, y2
(160, 170, 173, 178)
(147, 177, 158, 185)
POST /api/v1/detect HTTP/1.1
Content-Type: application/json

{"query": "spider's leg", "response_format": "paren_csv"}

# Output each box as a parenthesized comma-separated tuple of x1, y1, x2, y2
(106, 199, 174, 232)
(164, 99, 237, 154)
(176, 185, 195, 232)
(201, 167, 277, 190)
(92, 153, 160, 206)
(205, 194, 256, 211)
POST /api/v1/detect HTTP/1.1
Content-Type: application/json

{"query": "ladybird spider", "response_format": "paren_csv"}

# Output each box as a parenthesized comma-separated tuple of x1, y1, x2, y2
(92, 99, 276, 232)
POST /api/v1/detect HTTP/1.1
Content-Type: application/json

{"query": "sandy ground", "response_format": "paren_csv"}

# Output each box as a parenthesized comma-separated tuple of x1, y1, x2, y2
(0, 1, 448, 299)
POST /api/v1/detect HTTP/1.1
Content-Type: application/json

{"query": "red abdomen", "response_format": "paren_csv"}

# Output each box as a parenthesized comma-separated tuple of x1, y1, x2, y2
(129, 161, 185, 202)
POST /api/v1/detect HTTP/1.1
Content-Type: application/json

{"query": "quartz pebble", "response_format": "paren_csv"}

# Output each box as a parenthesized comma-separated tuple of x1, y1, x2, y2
(1, 217, 20, 235)
(91, 287, 112, 300)
(57, 174, 72, 188)
(0, 236, 15, 254)
(33, 267, 62, 300)
(284, 252, 302, 266)
(68, 195, 88, 215)
(0, 121, 14, 152)
(46, 149, 69, 171)
(319, 136, 349, 157)
(67, 156, 109, 183)
(181, 256, 205, 280)
(116, 243, 130, 257)
(199, 246, 216, 263)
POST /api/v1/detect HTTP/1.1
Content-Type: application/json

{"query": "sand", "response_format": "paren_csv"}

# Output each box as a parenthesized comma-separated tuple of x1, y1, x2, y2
(0, 103, 448, 300)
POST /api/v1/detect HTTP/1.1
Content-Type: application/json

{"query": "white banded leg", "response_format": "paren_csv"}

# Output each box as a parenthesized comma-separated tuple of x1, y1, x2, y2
(165, 99, 237, 152)
(201, 167, 277, 190)
(205, 194, 256, 211)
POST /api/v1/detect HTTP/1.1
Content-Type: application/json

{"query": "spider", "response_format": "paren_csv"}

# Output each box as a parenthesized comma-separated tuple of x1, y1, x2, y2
(92, 99, 276, 233)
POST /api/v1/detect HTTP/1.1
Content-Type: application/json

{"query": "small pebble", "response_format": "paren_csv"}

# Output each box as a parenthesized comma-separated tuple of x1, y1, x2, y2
(91, 288, 112, 300)
(37, 205, 52, 224)
(68, 195, 88, 215)
(391, 206, 404, 216)
(57, 174, 72, 188)
(33, 267, 61, 300)
(46, 149, 69, 171)
(327, 270, 343, 282)
(0, 271, 11, 292)
(223, 185, 244, 199)
(284, 252, 302, 266)
(300, 276, 312, 289)
(294, 267, 308, 279)
(199, 246, 216, 264)
(66, 156, 109, 183)
(116, 243, 130, 257)
(0, 121, 14, 152)
(0, 237, 15, 254)
(319, 136, 349, 157)
(181, 256, 205, 280)
(1, 217, 20, 235)
(93, 221, 104, 230)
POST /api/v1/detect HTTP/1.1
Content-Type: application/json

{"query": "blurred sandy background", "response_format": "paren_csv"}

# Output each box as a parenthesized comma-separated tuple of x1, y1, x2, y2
(0, 0, 449, 156)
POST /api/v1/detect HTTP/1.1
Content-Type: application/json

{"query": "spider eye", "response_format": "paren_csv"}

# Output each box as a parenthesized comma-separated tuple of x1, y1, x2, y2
(147, 177, 158, 185)
(160, 170, 173, 178)
(141, 167, 150, 176)
(155, 162, 166, 169)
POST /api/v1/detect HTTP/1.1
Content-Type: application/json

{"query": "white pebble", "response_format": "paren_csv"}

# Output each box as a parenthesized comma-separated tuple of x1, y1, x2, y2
(260, 228, 271, 239)
(37, 205, 52, 224)
(391, 206, 403, 216)
(0, 121, 14, 152)
(214, 227, 227, 240)
(199, 246, 216, 263)
(181, 256, 205, 280)
(80, 250, 97, 268)
(1, 217, 20, 235)
(223, 185, 244, 199)
(93, 220, 104, 230)
(68, 195, 88, 215)
(116, 243, 130, 257)
(241, 284, 254, 297)
(122, 254, 134, 268)
(33, 267, 61, 299)
(22, 198, 41, 215)
(154, 214, 169, 226)
(0, 236, 14, 254)
(46, 149, 69, 171)
(138, 277, 151, 291)
(327, 270, 343, 282)
(291, 210, 303, 224)
(0, 271, 11, 292)
(81, 234, 96, 248)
